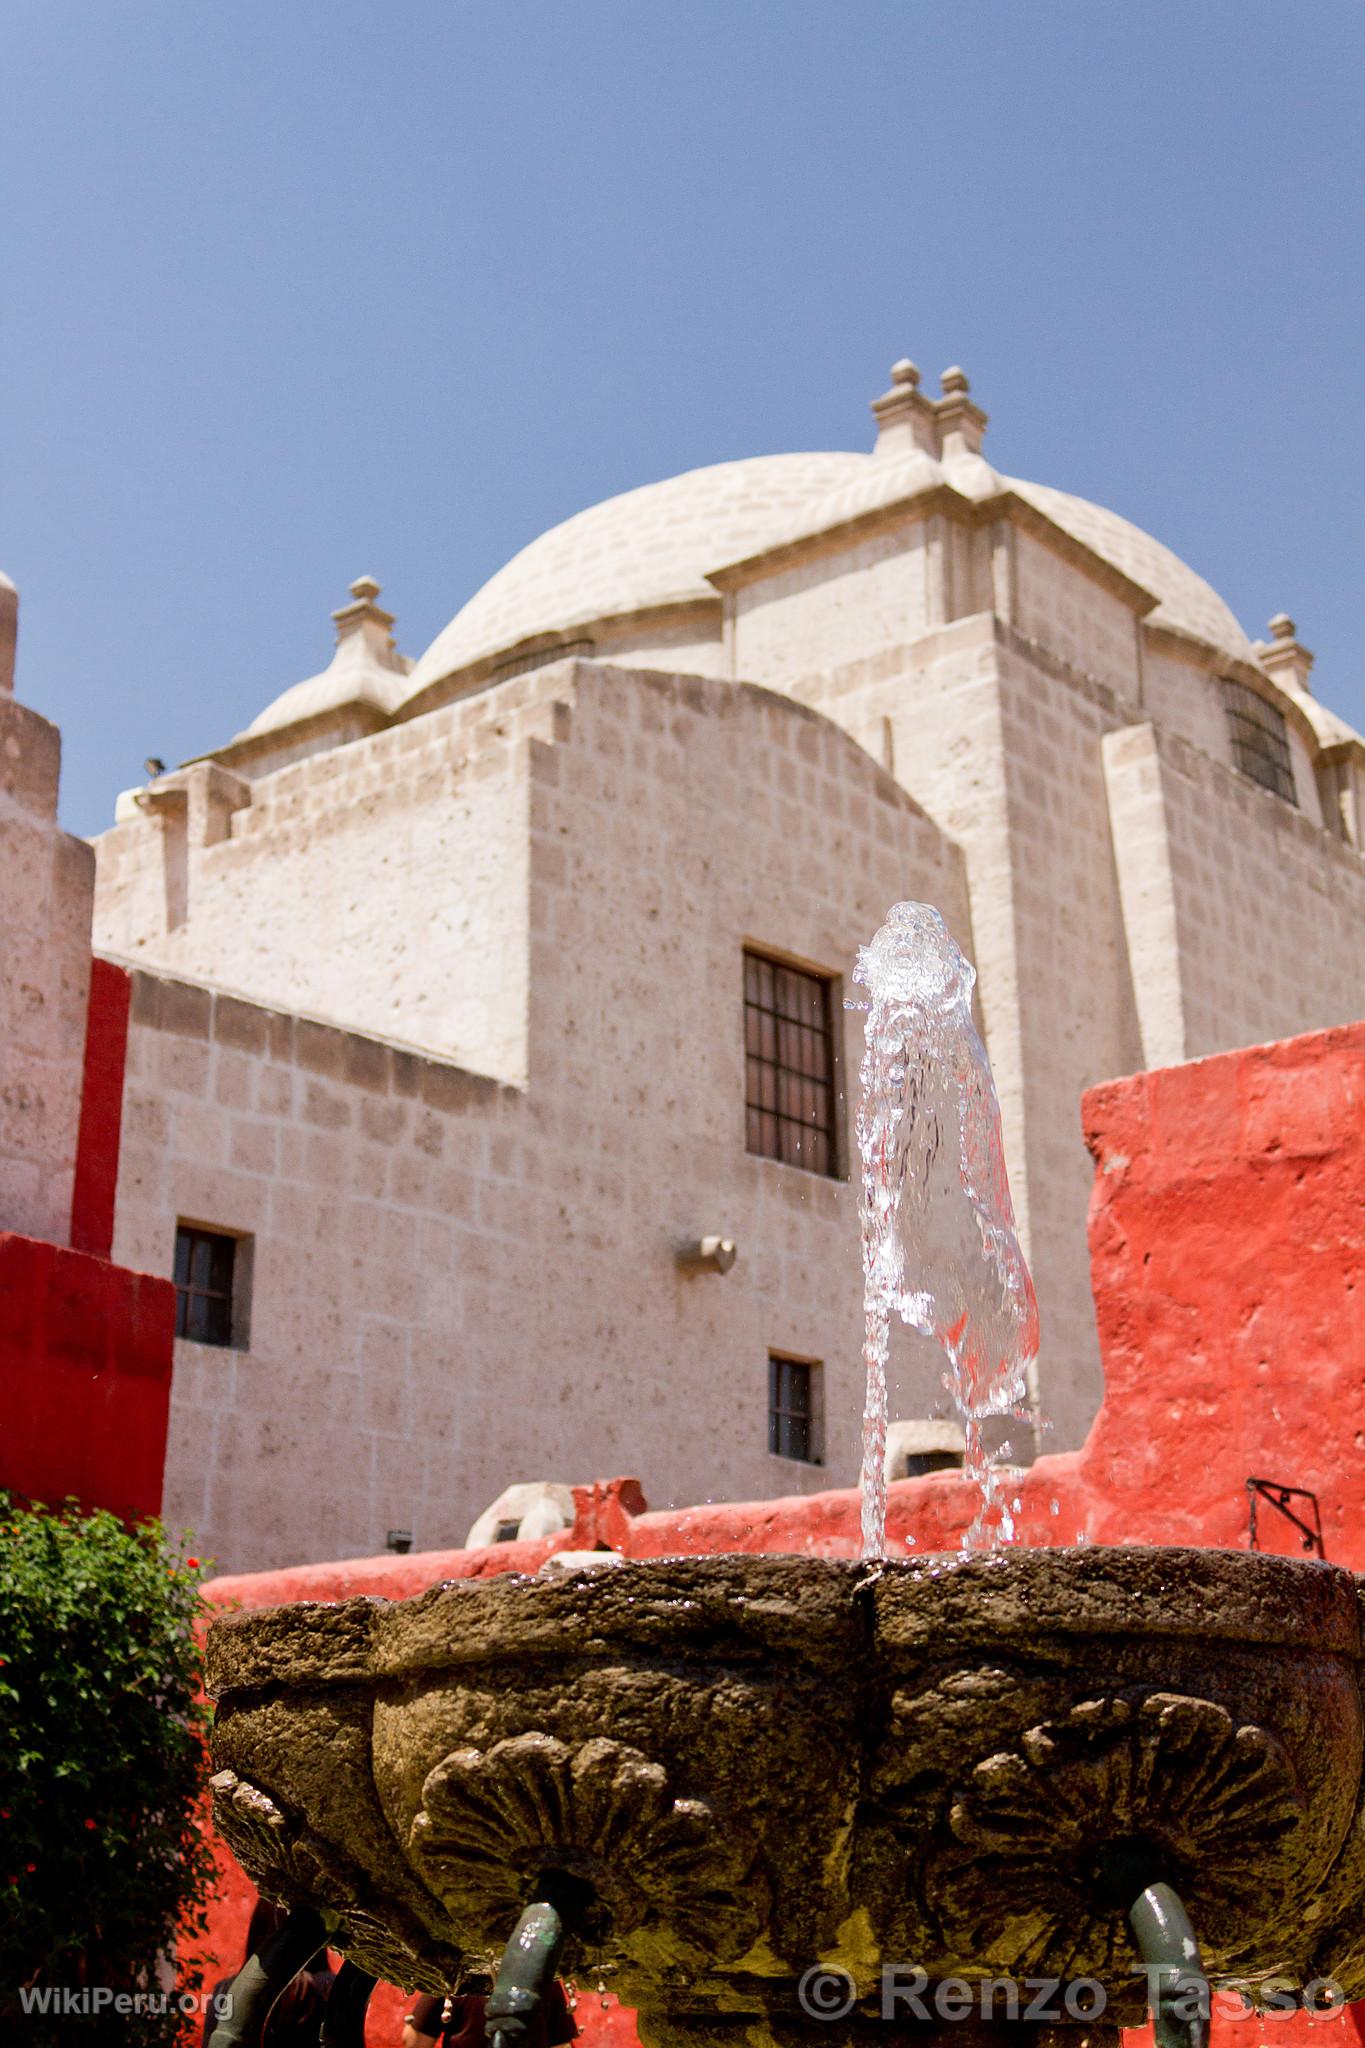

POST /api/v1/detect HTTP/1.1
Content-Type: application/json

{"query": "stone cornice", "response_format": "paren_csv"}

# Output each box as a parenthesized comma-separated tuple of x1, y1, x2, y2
(192, 699, 392, 776)
(1140, 620, 1322, 757)
(395, 599, 718, 726)
(704, 481, 1160, 619)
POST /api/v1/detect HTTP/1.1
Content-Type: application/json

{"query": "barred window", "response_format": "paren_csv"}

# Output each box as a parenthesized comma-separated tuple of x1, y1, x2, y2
(744, 951, 838, 1176)
(768, 1354, 822, 1464)
(174, 1224, 248, 1347)
(1224, 680, 1298, 806)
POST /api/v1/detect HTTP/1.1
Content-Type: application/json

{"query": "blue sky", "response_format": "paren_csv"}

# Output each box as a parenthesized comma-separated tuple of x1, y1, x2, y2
(5, 2, 1362, 837)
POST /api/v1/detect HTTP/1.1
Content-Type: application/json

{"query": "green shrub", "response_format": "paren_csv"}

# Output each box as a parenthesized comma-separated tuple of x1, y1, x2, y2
(0, 1495, 218, 2044)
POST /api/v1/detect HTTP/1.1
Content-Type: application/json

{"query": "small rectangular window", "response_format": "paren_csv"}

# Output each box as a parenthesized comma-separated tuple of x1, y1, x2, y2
(174, 1224, 243, 1348)
(744, 950, 838, 1176)
(768, 1353, 822, 1465)
(1223, 680, 1298, 806)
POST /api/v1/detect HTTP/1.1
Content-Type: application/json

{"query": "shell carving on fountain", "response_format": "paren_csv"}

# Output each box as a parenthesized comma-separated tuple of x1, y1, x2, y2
(922, 1693, 1307, 1978)
(410, 1732, 764, 1963)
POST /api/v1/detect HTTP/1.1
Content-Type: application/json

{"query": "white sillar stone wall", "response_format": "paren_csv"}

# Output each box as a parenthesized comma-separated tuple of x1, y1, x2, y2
(1106, 720, 1365, 1062)
(759, 569, 1365, 1453)
(89, 493, 1365, 1528)
(93, 674, 586, 1087)
(113, 663, 971, 1574)
(1009, 528, 1142, 700)
(727, 526, 933, 689)
(780, 614, 1145, 1450)
(0, 692, 94, 1243)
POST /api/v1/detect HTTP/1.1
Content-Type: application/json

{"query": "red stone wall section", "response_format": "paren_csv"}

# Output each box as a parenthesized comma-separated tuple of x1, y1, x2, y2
(0, 949, 174, 1524)
(1068, 1016, 1365, 1561)
(0, 1233, 174, 1522)
(70, 957, 132, 1259)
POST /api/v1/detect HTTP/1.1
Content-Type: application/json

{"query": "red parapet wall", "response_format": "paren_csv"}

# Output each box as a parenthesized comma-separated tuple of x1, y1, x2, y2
(199, 1019, 1365, 2043)
(1072, 1017, 1365, 1561)
(0, 1232, 175, 1522)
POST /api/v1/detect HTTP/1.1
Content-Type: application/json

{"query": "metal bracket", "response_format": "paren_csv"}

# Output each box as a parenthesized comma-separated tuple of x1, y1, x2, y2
(1247, 1477, 1325, 1558)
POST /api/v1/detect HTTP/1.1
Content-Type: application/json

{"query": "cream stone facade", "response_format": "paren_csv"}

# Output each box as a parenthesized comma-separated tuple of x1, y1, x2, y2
(106, 665, 966, 1567)
(47, 352, 1365, 1570)
(0, 575, 95, 1244)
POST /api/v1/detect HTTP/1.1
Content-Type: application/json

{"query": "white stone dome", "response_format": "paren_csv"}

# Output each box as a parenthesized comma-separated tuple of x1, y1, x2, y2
(403, 452, 869, 697)
(404, 446, 1251, 703)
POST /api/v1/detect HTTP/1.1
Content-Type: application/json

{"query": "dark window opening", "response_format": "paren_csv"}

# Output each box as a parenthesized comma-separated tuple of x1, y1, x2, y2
(744, 951, 837, 1176)
(174, 1225, 238, 1347)
(493, 1519, 522, 1544)
(1224, 680, 1298, 806)
(769, 1353, 821, 1464)
(901, 1450, 965, 1478)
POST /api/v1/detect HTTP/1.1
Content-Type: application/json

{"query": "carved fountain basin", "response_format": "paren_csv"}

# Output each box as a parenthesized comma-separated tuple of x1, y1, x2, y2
(206, 1548, 1365, 2029)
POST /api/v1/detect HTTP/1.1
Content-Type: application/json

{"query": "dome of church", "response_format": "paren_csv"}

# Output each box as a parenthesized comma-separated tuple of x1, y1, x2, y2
(404, 430, 1251, 704)
(403, 452, 869, 697)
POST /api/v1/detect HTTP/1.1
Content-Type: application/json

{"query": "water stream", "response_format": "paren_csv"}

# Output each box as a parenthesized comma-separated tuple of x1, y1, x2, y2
(852, 903, 1040, 1557)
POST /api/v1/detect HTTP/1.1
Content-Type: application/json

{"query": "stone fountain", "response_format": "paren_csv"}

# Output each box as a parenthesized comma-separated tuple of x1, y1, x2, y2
(205, 1546, 1365, 2047)
(203, 910, 1365, 2047)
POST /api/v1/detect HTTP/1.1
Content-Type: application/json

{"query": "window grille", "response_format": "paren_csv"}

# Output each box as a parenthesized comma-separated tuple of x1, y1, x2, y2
(174, 1225, 238, 1347)
(744, 951, 837, 1175)
(1224, 680, 1298, 805)
(768, 1353, 821, 1464)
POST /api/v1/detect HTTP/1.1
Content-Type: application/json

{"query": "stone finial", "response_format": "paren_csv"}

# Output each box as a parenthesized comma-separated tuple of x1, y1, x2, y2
(0, 570, 17, 697)
(870, 355, 940, 461)
(333, 574, 392, 635)
(330, 575, 401, 667)
(1257, 611, 1315, 696)
(935, 365, 988, 459)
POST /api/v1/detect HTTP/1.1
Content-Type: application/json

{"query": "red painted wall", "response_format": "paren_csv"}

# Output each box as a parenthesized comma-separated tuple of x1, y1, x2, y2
(0, 1233, 175, 1523)
(0, 953, 174, 1524)
(70, 957, 131, 1259)
(198, 1019, 1365, 2043)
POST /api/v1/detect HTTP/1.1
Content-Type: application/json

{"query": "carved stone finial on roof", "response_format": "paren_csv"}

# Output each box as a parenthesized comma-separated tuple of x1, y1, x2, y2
(332, 575, 394, 640)
(935, 365, 989, 459)
(870, 355, 939, 461)
(1258, 612, 1315, 696)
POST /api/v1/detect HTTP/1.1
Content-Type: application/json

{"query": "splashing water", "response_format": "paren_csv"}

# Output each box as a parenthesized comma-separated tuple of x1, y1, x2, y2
(852, 903, 1040, 1557)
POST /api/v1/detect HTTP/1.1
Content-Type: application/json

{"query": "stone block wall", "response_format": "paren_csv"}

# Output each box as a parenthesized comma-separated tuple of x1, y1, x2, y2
(93, 669, 580, 1086)
(782, 614, 1140, 1445)
(0, 692, 95, 1243)
(764, 591, 1365, 1451)
(1010, 527, 1141, 700)
(113, 663, 971, 1572)
(1104, 720, 1365, 1064)
(727, 524, 933, 688)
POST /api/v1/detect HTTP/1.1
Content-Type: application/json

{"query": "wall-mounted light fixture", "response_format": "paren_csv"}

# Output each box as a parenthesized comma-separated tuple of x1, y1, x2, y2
(675, 1236, 737, 1275)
